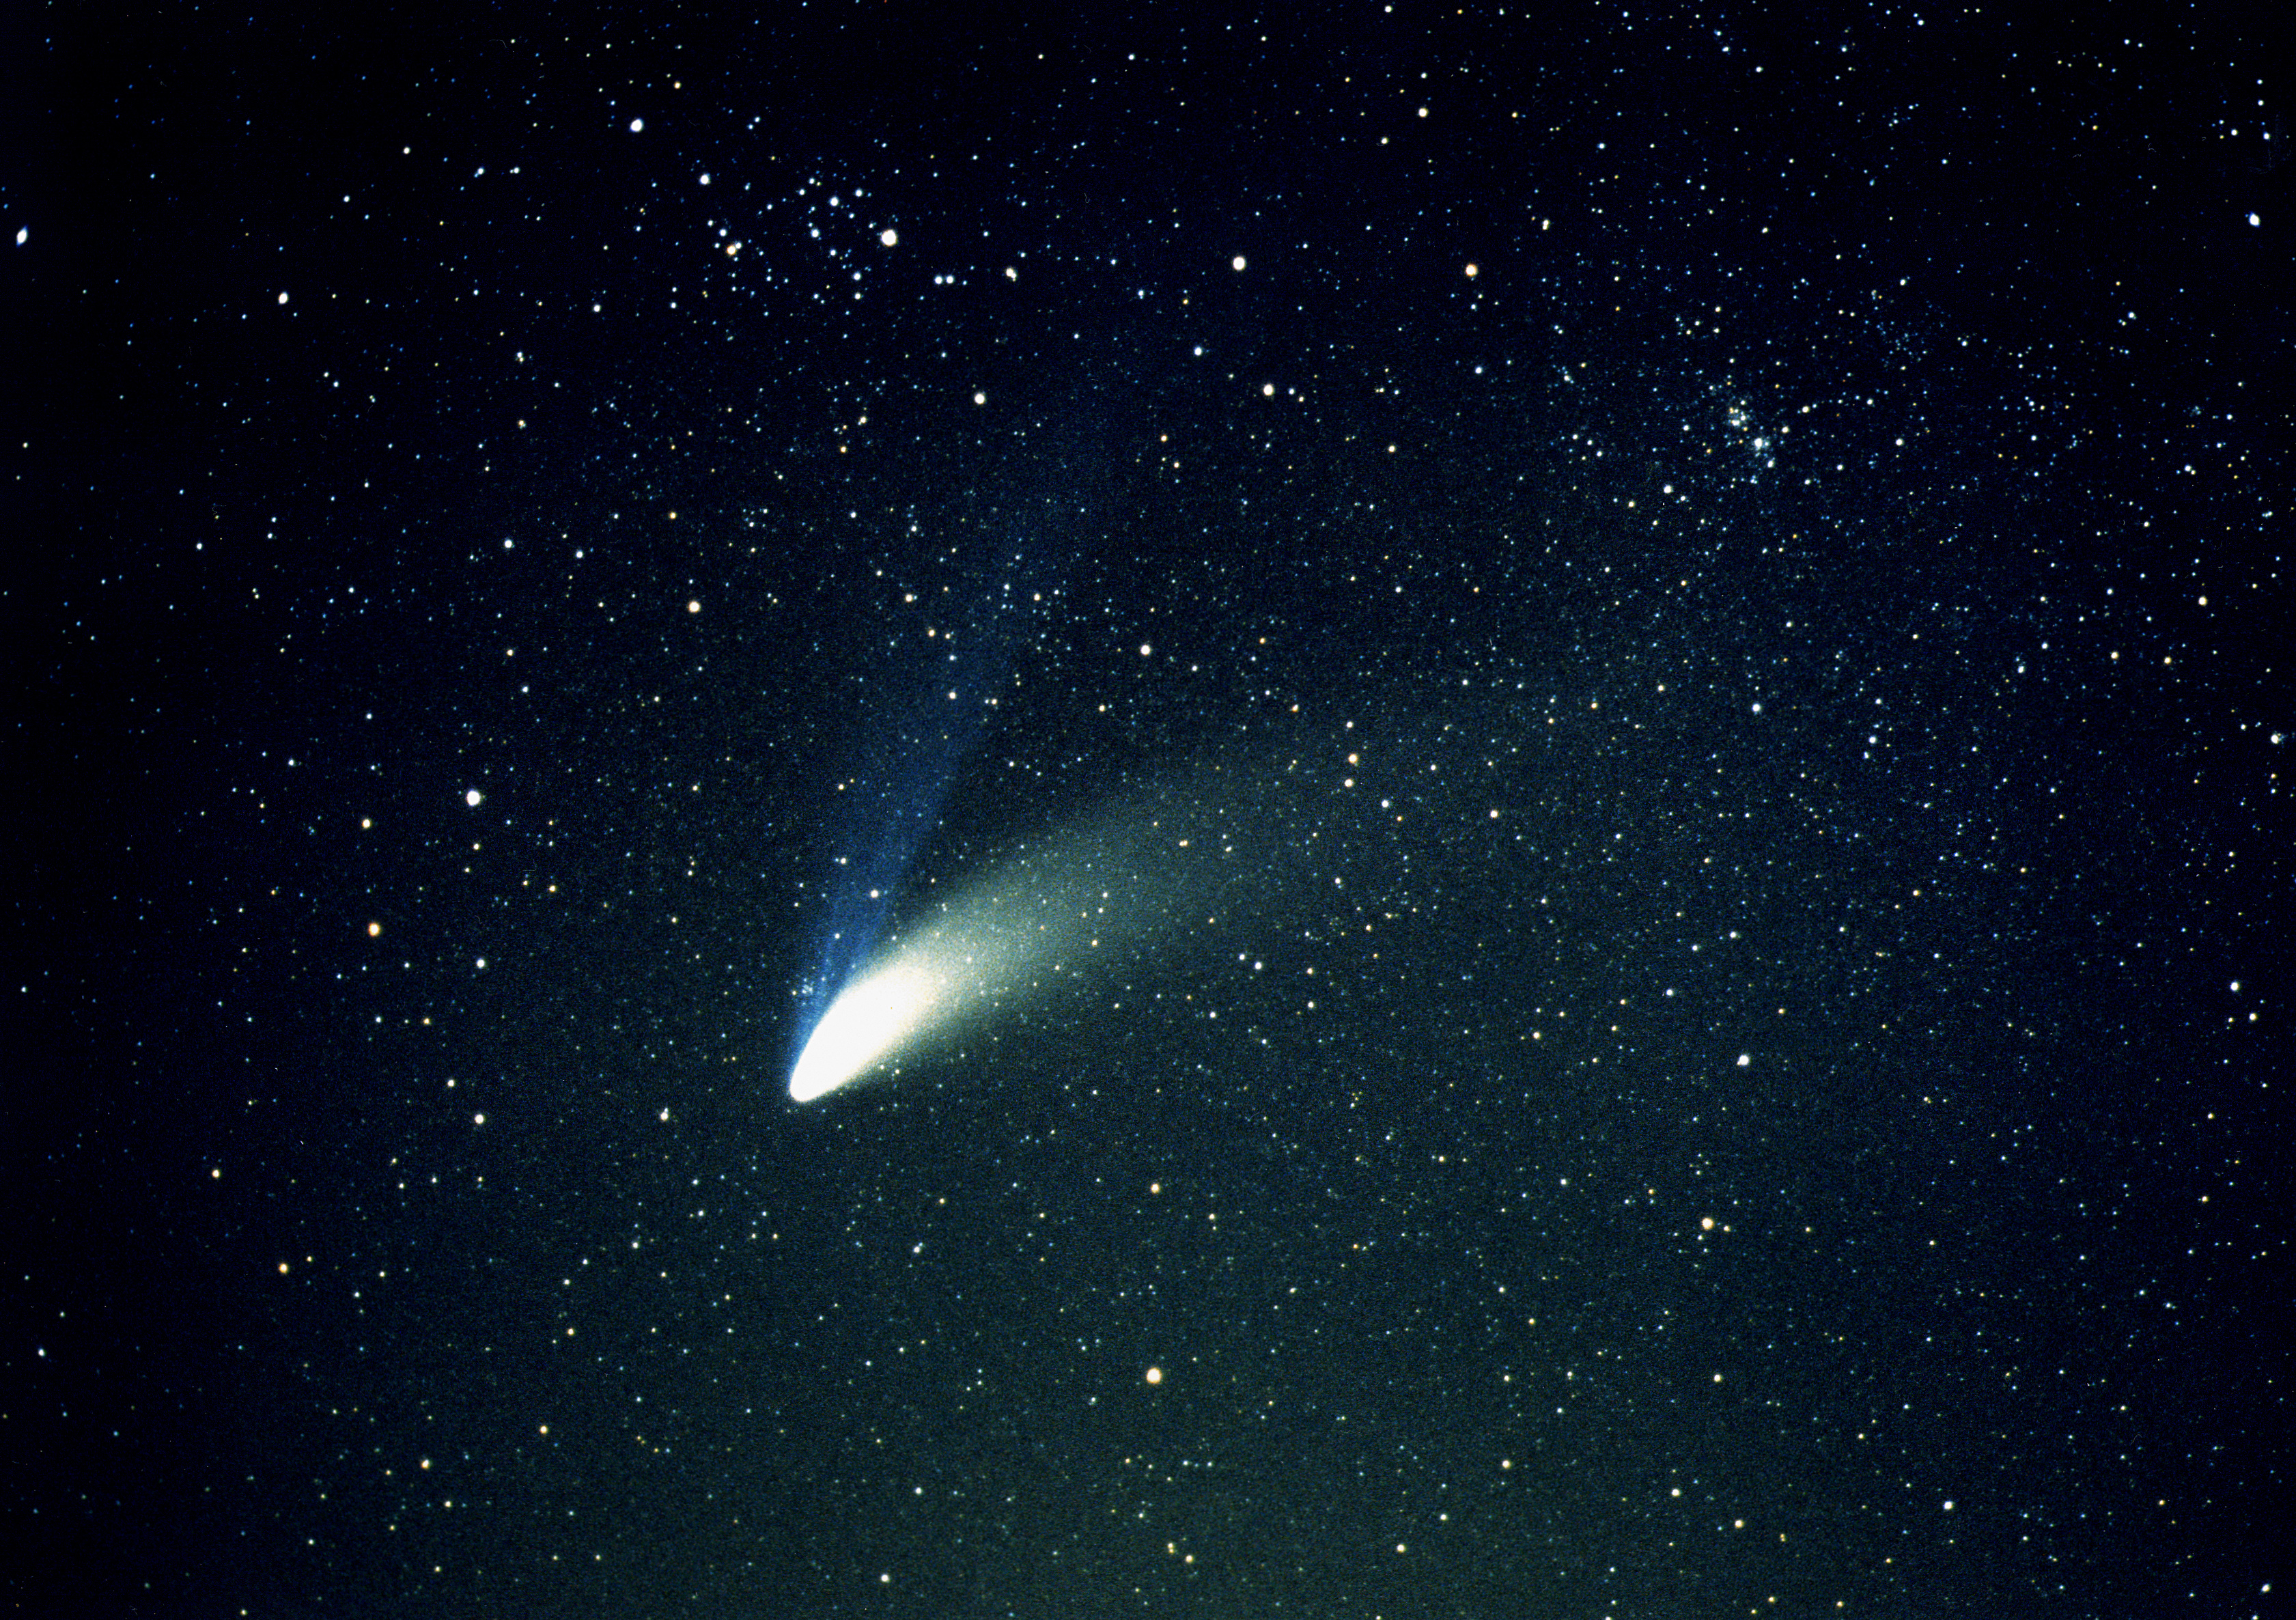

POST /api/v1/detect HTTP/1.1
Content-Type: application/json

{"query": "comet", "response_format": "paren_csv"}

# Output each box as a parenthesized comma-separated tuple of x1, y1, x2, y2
(785, 782, 1239, 1104)
(788, 955, 955, 1102)
(786, 908, 1029, 1103)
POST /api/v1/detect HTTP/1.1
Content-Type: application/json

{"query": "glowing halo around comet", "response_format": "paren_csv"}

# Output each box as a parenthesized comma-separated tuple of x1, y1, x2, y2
(784, 768, 1259, 1104)
(787, 956, 953, 1102)
(786, 916, 1028, 1103)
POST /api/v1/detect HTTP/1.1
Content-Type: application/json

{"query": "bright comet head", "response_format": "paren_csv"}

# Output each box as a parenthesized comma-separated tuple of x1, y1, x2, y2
(787, 776, 1244, 1104)
(789, 957, 951, 1102)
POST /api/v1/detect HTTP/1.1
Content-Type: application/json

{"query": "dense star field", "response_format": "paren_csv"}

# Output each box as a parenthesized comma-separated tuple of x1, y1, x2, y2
(10, 4, 2291, 1616)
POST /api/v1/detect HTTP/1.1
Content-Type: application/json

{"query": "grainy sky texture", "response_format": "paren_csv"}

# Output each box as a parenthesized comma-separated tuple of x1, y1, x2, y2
(9, 3, 2291, 1617)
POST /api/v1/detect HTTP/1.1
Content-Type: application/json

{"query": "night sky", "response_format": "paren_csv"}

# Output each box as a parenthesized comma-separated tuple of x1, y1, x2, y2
(10, 3, 2293, 1616)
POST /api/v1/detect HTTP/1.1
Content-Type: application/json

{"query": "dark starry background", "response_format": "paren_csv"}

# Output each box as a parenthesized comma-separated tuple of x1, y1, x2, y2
(8, 2, 2292, 1616)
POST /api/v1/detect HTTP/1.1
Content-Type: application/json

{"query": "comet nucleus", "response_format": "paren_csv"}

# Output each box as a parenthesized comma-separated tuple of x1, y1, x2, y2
(787, 956, 952, 1102)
